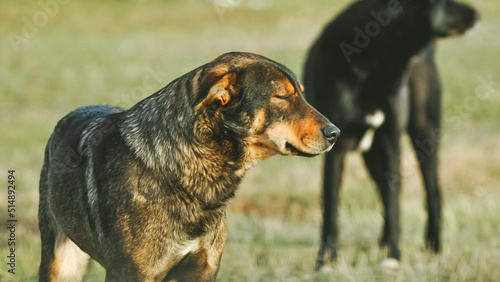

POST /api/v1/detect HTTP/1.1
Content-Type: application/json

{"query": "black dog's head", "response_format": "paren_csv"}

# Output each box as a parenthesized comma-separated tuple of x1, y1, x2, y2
(194, 52, 340, 162)
(416, 0, 480, 37)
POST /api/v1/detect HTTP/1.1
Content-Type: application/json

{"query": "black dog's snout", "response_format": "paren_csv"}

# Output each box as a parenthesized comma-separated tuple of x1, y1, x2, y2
(472, 10, 481, 22)
(322, 124, 341, 144)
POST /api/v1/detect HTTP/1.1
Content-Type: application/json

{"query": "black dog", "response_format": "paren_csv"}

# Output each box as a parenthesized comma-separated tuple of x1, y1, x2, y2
(303, 0, 479, 269)
(39, 52, 339, 281)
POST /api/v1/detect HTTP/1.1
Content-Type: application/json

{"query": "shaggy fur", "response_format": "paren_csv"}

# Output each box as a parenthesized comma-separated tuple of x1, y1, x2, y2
(39, 52, 339, 281)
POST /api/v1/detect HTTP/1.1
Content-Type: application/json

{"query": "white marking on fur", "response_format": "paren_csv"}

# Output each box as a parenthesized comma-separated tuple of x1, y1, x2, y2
(358, 110, 385, 152)
(365, 109, 385, 128)
(317, 265, 334, 273)
(53, 235, 90, 281)
(179, 239, 200, 257)
(359, 128, 375, 152)
(379, 258, 400, 269)
(467, 21, 481, 37)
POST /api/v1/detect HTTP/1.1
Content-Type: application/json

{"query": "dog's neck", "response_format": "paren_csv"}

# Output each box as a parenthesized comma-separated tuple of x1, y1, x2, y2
(119, 86, 247, 210)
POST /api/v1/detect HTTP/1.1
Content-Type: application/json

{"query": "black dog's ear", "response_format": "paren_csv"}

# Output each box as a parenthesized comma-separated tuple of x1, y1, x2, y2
(195, 70, 238, 110)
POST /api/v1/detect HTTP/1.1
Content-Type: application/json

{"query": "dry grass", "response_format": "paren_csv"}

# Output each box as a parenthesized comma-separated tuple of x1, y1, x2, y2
(1, 0, 499, 281)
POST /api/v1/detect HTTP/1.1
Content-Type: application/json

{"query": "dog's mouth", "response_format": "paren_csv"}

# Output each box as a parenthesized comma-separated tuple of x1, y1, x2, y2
(264, 125, 336, 158)
(444, 22, 476, 36)
(442, 12, 481, 37)
(283, 141, 337, 158)
(284, 142, 317, 157)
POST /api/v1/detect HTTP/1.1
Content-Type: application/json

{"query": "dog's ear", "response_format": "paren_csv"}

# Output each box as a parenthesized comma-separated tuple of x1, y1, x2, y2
(195, 70, 238, 110)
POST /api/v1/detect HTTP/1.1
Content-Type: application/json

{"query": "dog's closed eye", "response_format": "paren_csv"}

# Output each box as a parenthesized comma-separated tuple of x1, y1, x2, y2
(272, 94, 293, 101)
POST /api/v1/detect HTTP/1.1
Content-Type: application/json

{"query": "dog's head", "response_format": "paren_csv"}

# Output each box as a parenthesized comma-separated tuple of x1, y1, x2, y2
(194, 52, 339, 163)
(416, 0, 480, 37)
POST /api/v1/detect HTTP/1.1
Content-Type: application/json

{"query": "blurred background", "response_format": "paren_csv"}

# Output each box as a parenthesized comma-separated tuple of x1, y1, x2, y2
(1, 0, 499, 280)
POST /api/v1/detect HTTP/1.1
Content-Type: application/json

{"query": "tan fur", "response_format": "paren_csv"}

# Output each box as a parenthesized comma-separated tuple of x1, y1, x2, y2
(283, 78, 296, 95)
(195, 73, 237, 109)
(250, 108, 267, 132)
(38, 52, 337, 281)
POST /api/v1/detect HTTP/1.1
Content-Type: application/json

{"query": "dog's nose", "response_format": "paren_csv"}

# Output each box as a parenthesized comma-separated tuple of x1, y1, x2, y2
(322, 124, 341, 144)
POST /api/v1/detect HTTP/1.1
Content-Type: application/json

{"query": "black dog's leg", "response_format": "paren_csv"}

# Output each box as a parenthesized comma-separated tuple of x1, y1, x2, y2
(408, 45, 442, 253)
(363, 131, 402, 260)
(316, 147, 346, 269)
(409, 126, 442, 253)
(408, 97, 442, 252)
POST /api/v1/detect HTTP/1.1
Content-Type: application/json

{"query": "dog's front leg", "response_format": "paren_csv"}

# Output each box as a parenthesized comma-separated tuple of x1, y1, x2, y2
(161, 249, 219, 282)
(317, 146, 347, 270)
(163, 220, 227, 282)
(407, 56, 443, 253)
(363, 128, 402, 261)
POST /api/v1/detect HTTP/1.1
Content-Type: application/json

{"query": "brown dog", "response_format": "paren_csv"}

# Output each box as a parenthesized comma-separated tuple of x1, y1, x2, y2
(38, 52, 340, 281)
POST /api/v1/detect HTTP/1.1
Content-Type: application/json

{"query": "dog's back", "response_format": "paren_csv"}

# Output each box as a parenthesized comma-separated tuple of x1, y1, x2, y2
(40, 104, 125, 191)
(45, 105, 125, 158)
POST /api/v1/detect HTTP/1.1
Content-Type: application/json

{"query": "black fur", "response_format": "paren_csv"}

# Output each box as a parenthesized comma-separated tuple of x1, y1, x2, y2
(303, 0, 479, 268)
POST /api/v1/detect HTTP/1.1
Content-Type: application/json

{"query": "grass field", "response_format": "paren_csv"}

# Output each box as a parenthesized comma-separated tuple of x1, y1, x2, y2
(1, 0, 499, 281)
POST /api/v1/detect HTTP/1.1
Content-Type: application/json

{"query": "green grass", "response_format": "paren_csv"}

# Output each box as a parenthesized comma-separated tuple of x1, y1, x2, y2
(1, 0, 499, 281)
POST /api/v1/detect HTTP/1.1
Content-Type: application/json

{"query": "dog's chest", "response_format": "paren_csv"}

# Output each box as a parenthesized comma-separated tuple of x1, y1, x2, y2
(177, 238, 201, 257)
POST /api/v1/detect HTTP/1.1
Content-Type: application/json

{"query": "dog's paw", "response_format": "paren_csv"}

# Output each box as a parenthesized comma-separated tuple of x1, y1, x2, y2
(379, 258, 400, 269)
(317, 265, 335, 273)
